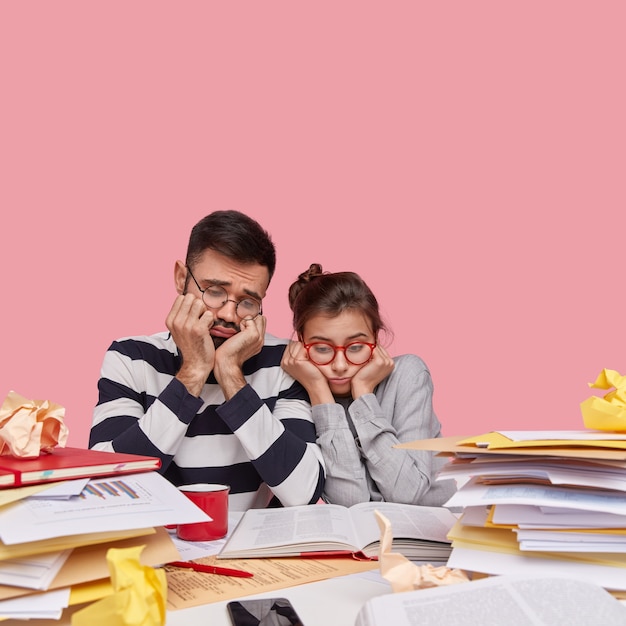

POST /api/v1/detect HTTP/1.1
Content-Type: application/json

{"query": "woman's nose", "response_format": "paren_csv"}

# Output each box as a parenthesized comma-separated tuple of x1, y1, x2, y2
(331, 350, 349, 372)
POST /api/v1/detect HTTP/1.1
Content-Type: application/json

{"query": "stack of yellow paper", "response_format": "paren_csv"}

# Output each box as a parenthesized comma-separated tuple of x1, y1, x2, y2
(399, 430, 626, 591)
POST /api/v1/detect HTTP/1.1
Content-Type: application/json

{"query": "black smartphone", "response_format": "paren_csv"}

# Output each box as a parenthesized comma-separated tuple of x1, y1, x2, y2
(226, 597, 305, 626)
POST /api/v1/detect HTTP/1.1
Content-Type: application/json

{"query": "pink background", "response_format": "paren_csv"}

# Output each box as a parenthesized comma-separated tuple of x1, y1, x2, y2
(1, 3, 624, 447)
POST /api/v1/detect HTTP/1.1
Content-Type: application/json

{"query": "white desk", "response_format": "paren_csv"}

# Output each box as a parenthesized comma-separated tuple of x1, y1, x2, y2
(165, 571, 391, 626)
(0, 573, 390, 626)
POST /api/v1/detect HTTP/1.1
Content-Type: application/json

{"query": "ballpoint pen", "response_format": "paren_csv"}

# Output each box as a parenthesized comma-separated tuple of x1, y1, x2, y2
(166, 560, 254, 578)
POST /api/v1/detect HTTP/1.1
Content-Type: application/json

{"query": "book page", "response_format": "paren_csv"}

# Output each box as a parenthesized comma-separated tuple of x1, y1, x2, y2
(349, 502, 456, 550)
(355, 576, 626, 626)
(220, 504, 360, 556)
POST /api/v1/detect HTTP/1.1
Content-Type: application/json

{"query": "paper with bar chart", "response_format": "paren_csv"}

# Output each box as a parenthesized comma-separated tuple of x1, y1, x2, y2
(0, 471, 210, 544)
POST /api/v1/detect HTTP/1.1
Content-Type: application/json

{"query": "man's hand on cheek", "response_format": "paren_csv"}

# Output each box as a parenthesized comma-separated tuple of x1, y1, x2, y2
(166, 294, 217, 396)
(213, 316, 266, 399)
(215, 315, 266, 368)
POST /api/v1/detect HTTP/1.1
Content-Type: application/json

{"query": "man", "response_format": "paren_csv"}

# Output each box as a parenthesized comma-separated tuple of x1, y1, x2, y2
(89, 210, 325, 510)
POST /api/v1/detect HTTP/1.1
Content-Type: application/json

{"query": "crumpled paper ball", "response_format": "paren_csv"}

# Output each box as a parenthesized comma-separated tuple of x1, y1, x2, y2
(71, 545, 167, 626)
(0, 390, 69, 457)
(374, 510, 469, 593)
(581, 369, 626, 432)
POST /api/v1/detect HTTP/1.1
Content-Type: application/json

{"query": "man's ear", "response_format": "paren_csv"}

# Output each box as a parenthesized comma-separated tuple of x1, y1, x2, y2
(174, 260, 187, 294)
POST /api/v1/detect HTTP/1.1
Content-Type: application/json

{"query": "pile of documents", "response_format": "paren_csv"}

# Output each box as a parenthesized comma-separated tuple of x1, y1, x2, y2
(0, 469, 209, 620)
(400, 430, 626, 592)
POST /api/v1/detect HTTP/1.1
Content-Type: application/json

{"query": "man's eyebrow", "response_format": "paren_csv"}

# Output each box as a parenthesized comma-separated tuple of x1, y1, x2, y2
(201, 278, 230, 287)
(242, 288, 263, 301)
(201, 278, 263, 302)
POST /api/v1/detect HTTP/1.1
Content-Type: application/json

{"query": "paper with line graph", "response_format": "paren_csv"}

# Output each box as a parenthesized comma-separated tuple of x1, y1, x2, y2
(0, 471, 210, 545)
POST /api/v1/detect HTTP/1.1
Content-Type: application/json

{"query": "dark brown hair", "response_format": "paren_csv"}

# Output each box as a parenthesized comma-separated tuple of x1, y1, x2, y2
(288, 263, 387, 340)
(185, 210, 276, 279)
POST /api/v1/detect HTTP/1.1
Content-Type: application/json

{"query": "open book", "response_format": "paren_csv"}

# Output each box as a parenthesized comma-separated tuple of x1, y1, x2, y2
(218, 501, 456, 560)
(355, 575, 626, 626)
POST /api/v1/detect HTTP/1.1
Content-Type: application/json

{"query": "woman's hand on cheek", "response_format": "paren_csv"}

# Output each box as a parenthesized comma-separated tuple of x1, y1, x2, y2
(281, 341, 322, 382)
(351, 345, 395, 398)
(281, 341, 334, 404)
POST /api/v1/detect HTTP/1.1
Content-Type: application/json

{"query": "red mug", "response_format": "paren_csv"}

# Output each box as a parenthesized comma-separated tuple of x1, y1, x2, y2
(176, 483, 229, 541)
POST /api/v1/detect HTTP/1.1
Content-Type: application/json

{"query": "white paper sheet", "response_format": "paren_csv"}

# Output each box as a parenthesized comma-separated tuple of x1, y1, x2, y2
(28, 477, 89, 499)
(168, 511, 244, 561)
(497, 430, 626, 441)
(446, 479, 626, 516)
(0, 587, 71, 620)
(447, 546, 626, 590)
(0, 549, 72, 589)
(492, 504, 626, 528)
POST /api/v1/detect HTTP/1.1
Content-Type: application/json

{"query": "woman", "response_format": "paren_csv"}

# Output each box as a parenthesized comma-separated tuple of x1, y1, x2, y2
(281, 263, 456, 507)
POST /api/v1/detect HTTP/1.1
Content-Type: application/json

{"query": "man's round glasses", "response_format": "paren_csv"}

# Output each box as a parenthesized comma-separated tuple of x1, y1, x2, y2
(186, 266, 263, 320)
(303, 342, 376, 366)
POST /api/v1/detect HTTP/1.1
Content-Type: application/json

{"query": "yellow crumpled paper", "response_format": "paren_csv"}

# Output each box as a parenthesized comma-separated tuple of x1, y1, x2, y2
(374, 510, 469, 593)
(72, 545, 167, 626)
(0, 390, 69, 457)
(581, 369, 626, 432)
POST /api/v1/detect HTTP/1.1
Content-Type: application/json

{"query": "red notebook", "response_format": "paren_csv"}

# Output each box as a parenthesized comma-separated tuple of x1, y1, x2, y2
(0, 447, 161, 488)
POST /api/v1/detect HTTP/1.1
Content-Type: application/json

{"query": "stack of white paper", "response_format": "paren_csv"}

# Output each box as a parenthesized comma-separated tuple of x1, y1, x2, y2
(0, 471, 208, 619)
(403, 430, 626, 591)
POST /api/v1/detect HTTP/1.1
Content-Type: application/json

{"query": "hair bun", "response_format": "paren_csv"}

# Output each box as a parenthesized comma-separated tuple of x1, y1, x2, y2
(299, 263, 324, 284)
(288, 263, 324, 310)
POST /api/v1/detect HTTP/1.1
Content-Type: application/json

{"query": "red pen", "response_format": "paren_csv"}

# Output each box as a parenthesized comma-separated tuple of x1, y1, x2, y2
(167, 561, 254, 578)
